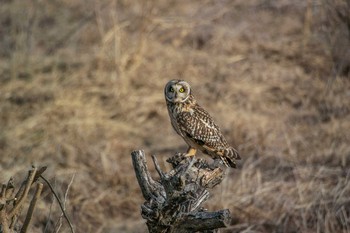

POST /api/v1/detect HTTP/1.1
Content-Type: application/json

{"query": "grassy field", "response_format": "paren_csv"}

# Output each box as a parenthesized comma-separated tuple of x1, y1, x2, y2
(0, 0, 349, 232)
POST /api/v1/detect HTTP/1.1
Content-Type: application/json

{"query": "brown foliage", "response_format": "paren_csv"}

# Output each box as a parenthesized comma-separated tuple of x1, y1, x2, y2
(0, 0, 349, 232)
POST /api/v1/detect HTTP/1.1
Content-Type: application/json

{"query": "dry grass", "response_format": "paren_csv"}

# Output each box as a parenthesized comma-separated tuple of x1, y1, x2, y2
(0, 0, 349, 232)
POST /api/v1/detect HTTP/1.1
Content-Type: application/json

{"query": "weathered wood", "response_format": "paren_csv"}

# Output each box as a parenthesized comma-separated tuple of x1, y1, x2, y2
(131, 150, 232, 233)
(131, 150, 166, 202)
(0, 166, 47, 233)
(0, 167, 75, 233)
(176, 209, 231, 232)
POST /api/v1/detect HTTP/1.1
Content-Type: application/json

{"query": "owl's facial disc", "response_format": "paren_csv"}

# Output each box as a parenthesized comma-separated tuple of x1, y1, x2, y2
(165, 80, 191, 103)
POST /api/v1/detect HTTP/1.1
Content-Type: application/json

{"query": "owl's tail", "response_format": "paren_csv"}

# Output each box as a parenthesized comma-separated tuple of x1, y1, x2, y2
(222, 147, 241, 168)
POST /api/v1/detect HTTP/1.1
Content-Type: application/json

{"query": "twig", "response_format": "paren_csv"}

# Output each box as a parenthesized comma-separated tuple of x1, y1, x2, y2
(131, 150, 165, 201)
(40, 175, 75, 233)
(5, 178, 15, 200)
(20, 182, 44, 233)
(9, 167, 37, 218)
(55, 173, 75, 233)
(1, 184, 6, 198)
(0, 207, 10, 233)
(0, 167, 48, 233)
(151, 155, 165, 179)
(43, 178, 56, 233)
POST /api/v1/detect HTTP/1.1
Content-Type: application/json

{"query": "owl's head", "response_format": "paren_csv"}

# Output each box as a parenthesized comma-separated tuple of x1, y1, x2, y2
(164, 80, 192, 103)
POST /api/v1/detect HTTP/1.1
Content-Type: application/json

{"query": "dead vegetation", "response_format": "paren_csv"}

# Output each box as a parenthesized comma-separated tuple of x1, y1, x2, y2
(0, 167, 44, 233)
(131, 151, 230, 232)
(0, 166, 74, 233)
(0, 0, 349, 232)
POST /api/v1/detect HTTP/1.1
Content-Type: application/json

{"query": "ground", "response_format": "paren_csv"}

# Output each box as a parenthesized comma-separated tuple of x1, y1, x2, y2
(0, 0, 349, 232)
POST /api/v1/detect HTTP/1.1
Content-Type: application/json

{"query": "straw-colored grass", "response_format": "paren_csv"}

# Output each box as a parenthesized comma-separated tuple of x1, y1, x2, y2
(0, 0, 349, 232)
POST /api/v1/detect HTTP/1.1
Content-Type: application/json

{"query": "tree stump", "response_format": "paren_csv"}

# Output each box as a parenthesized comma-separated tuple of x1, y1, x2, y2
(131, 150, 232, 233)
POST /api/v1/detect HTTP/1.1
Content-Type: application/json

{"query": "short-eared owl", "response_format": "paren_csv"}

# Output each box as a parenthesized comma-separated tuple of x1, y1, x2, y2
(164, 80, 241, 168)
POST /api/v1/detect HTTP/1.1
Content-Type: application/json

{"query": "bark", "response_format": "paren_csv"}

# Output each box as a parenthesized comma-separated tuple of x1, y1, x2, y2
(131, 150, 232, 233)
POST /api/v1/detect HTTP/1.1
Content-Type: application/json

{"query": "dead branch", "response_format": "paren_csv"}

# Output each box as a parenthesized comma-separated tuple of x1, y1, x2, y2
(54, 173, 75, 233)
(20, 183, 43, 233)
(131, 150, 232, 233)
(9, 167, 37, 218)
(40, 175, 75, 233)
(0, 166, 46, 233)
(0, 166, 75, 233)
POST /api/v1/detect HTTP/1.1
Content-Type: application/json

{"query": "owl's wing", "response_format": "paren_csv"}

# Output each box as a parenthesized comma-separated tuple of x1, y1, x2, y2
(177, 105, 241, 167)
(177, 106, 227, 150)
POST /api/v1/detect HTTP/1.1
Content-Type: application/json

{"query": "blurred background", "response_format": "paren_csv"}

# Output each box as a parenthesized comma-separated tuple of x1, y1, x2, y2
(0, 0, 349, 232)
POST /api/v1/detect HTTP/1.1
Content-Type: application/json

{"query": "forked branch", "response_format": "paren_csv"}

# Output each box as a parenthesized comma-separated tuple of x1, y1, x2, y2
(0, 166, 46, 233)
(0, 166, 75, 233)
(131, 150, 231, 233)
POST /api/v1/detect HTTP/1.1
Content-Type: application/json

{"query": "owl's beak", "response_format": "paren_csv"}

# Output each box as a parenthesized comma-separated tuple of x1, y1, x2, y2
(173, 93, 181, 103)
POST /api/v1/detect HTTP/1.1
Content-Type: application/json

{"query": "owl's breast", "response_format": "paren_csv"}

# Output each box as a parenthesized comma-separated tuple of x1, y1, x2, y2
(166, 102, 183, 136)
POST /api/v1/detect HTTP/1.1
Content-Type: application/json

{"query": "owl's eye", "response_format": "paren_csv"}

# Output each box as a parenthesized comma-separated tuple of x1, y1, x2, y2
(179, 87, 185, 93)
(169, 87, 174, 92)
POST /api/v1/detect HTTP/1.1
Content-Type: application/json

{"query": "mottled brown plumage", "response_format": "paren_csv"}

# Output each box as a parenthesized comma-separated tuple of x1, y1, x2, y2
(164, 80, 241, 168)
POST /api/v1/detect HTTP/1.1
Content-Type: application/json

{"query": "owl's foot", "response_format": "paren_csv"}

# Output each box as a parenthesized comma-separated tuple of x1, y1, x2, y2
(166, 152, 190, 168)
(182, 147, 197, 166)
(184, 147, 197, 157)
(166, 148, 197, 168)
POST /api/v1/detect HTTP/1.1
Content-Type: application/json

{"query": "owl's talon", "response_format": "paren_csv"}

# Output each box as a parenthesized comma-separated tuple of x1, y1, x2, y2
(184, 147, 197, 158)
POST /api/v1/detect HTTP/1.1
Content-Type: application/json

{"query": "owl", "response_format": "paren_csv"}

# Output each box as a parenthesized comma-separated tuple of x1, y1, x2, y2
(164, 79, 241, 168)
